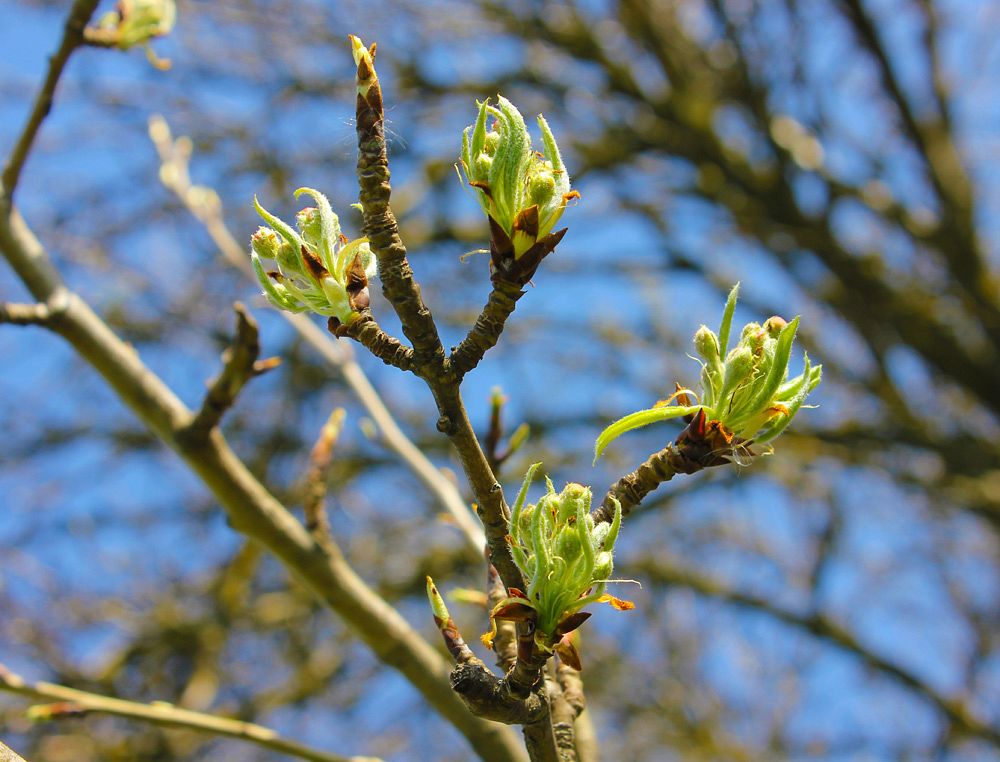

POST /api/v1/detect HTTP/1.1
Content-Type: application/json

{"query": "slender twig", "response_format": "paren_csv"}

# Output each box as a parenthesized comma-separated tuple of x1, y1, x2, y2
(147, 116, 486, 555)
(487, 562, 518, 672)
(344, 314, 415, 370)
(350, 39, 524, 596)
(641, 561, 1000, 745)
(353, 43, 443, 366)
(0, 663, 379, 762)
(1, 0, 99, 200)
(596, 438, 726, 524)
(450, 278, 526, 379)
(182, 302, 279, 440)
(303, 407, 345, 550)
(484, 388, 507, 474)
(0, 290, 68, 326)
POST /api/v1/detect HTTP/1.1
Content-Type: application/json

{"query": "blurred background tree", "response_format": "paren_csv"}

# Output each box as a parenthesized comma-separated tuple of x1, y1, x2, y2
(1, 0, 998, 760)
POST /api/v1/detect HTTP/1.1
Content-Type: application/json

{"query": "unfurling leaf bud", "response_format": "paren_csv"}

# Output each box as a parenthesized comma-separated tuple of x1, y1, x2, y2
(249, 189, 376, 325)
(594, 284, 821, 461)
(694, 325, 720, 364)
(762, 315, 788, 337)
(723, 346, 754, 387)
(93, 0, 176, 69)
(426, 576, 451, 626)
(494, 466, 629, 650)
(460, 97, 576, 283)
(250, 227, 281, 260)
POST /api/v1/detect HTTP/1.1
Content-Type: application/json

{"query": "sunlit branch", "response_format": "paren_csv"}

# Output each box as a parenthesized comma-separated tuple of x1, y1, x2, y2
(0, 0, 100, 200)
(181, 302, 280, 441)
(0, 663, 379, 762)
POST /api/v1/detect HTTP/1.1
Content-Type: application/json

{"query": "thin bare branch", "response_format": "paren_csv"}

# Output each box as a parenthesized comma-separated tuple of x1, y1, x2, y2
(353, 45, 444, 366)
(0, 0, 100, 200)
(0, 741, 27, 762)
(0, 289, 69, 326)
(182, 302, 279, 440)
(451, 279, 526, 379)
(343, 313, 415, 370)
(0, 663, 379, 762)
(303, 407, 345, 550)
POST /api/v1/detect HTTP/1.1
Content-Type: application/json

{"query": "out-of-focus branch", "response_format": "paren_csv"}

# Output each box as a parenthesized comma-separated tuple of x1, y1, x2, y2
(642, 560, 1000, 745)
(181, 302, 280, 441)
(0, 291, 68, 326)
(303, 407, 345, 550)
(0, 0, 99, 199)
(0, 663, 379, 762)
(0, 170, 523, 762)
(0, 740, 27, 762)
(148, 115, 486, 555)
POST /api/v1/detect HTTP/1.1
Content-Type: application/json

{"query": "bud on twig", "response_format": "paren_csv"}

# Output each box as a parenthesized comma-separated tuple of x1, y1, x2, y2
(89, 0, 176, 69)
(459, 98, 579, 284)
(249, 189, 377, 331)
(483, 464, 632, 658)
(594, 283, 822, 462)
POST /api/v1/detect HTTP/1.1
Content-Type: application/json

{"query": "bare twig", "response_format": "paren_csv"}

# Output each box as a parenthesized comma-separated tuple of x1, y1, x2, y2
(450, 279, 526, 379)
(595, 436, 726, 524)
(303, 407, 345, 549)
(487, 562, 518, 672)
(0, 289, 69, 326)
(343, 313, 415, 370)
(351, 38, 524, 596)
(182, 302, 279, 440)
(0, 0, 100, 200)
(148, 115, 486, 556)
(0, 663, 379, 762)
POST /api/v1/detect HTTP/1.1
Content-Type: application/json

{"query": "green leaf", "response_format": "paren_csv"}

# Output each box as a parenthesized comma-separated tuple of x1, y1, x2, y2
(746, 315, 799, 414)
(254, 196, 304, 256)
(510, 462, 542, 545)
(754, 354, 816, 444)
(593, 404, 700, 464)
(717, 282, 740, 356)
(294, 187, 340, 277)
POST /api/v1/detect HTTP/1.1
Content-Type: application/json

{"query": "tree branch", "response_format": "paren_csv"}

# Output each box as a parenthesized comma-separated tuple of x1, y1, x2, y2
(181, 302, 279, 441)
(303, 407, 345, 551)
(0, 741, 27, 762)
(353, 43, 444, 367)
(0, 289, 69, 326)
(0, 0, 99, 200)
(595, 424, 734, 524)
(450, 278, 526, 379)
(0, 663, 379, 762)
(342, 313, 415, 371)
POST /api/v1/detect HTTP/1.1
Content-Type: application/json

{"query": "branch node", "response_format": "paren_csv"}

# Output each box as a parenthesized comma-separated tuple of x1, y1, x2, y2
(181, 302, 273, 441)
